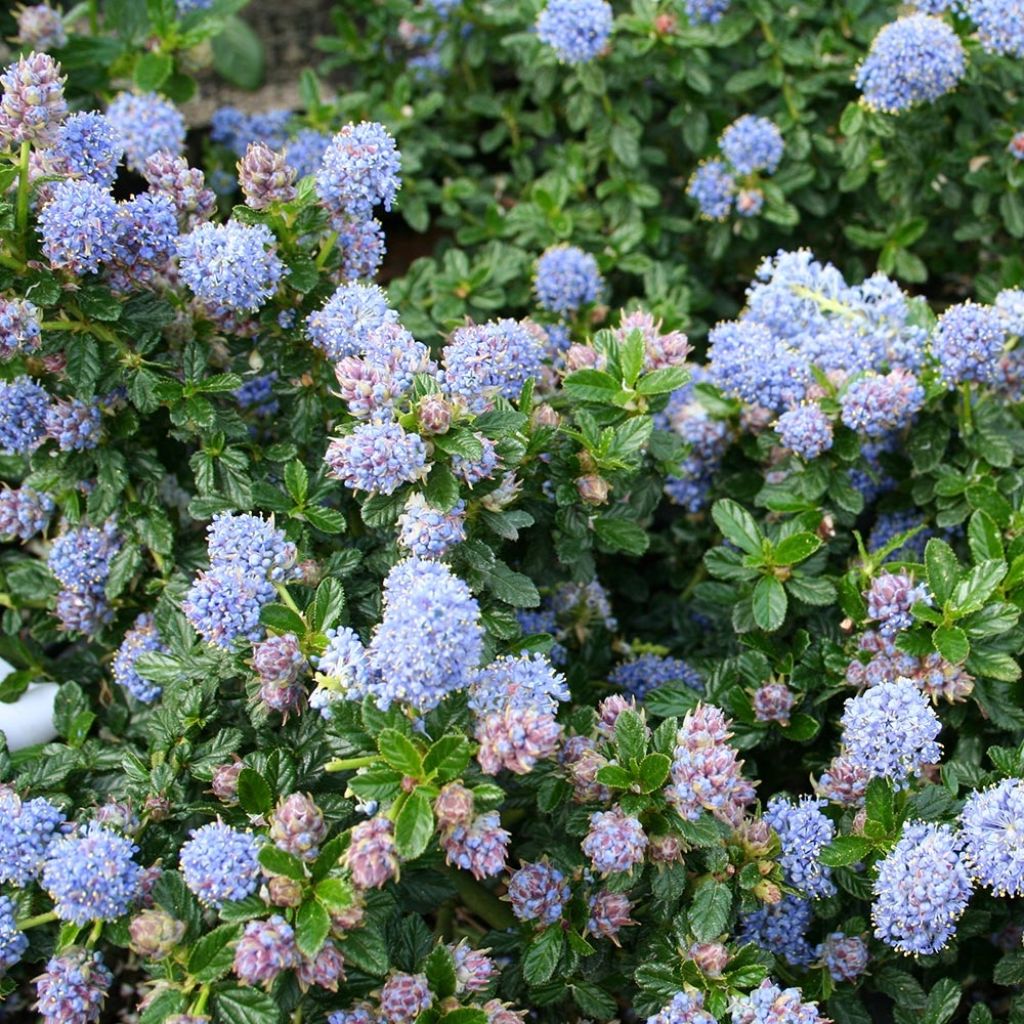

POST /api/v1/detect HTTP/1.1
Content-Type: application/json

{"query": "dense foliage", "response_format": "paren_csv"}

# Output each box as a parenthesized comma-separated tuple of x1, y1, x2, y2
(1, 2, 1024, 1024)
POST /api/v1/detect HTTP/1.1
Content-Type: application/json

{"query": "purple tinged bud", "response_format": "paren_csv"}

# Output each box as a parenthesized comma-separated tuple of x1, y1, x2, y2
(587, 890, 636, 943)
(380, 973, 433, 1024)
(434, 783, 475, 830)
(0, 51, 66, 144)
(507, 860, 570, 924)
(211, 762, 244, 802)
(418, 393, 453, 434)
(129, 908, 186, 959)
(752, 683, 795, 726)
(689, 942, 729, 977)
(440, 811, 510, 879)
(297, 940, 346, 991)
(347, 817, 399, 889)
(270, 793, 327, 861)
(233, 915, 299, 987)
(239, 141, 297, 210)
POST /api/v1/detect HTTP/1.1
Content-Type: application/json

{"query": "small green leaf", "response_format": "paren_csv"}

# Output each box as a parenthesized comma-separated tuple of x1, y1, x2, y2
(933, 625, 969, 664)
(259, 603, 305, 636)
(296, 899, 331, 959)
(424, 943, 457, 999)
(689, 879, 731, 941)
(522, 925, 564, 985)
(314, 877, 354, 912)
(134, 51, 173, 91)
(637, 753, 671, 792)
(819, 835, 873, 867)
(284, 461, 308, 503)
(925, 539, 961, 606)
(394, 790, 434, 860)
(711, 499, 763, 555)
(773, 532, 821, 566)
(258, 844, 306, 881)
(752, 576, 787, 632)
(615, 709, 647, 763)
(187, 923, 241, 982)
(378, 729, 423, 777)
(236, 768, 273, 815)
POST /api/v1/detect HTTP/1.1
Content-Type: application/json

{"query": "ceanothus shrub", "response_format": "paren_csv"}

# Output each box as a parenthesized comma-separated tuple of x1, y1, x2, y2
(0, 14, 1023, 1024)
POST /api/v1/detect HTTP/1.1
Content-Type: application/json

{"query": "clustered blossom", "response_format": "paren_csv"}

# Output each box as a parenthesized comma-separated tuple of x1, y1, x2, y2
(817, 933, 869, 983)
(665, 705, 756, 825)
(41, 823, 141, 924)
(752, 682, 795, 725)
(960, 778, 1024, 896)
(16, 5, 67, 50)
(177, 220, 285, 313)
(0, 894, 28, 973)
(45, 397, 101, 451)
(738, 895, 816, 966)
(731, 979, 827, 1024)
(380, 973, 432, 1024)
(316, 121, 401, 217)
(476, 703, 563, 775)
(105, 91, 185, 171)
(856, 14, 966, 113)
(609, 652, 704, 700)
(469, 652, 569, 716)
(347, 817, 399, 889)
(534, 245, 603, 316)
(0, 51, 66, 144)
(210, 106, 292, 155)
(233, 915, 299, 987)
(55, 111, 123, 187)
(311, 626, 371, 712)
(441, 809, 510, 878)
(932, 301, 1008, 387)
(443, 319, 546, 410)
(0, 296, 41, 360)
(47, 520, 119, 635)
(764, 796, 835, 898)
(111, 613, 168, 703)
(35, 949, 112, 1024)
(865, 569, 930, 635)
(38, 179, 120, 274)
(586, 890, 635, 942)
(814, 753, 871, 806)
(965, 0, 1024, 57)
(582, 807, 649, 874)
(840, 678, 941, 786)
(143, 150, 216, 230)
(687, 160, 735, 220)
(107, 191, 179, 291)
(179, 821, 262, 907)
(397, 495, 466, 557)
(0, 484, 53, 541)
(326, 419, 427, 495)
(0, 788, 64, 885)
(647, 990, 716, 1024)
(239, 141, 297, 209)
(451, 940, 496, 992)
(270, 793, 327, 861)
(536, 0, 614, 64)
(872, 821, 972, 954)
(254, 633, 309, 712)
(307, 282, 398, 360)
(507, 860, 570, 923)
(720, 115, 784, 175)
(775, 404, 833, 459)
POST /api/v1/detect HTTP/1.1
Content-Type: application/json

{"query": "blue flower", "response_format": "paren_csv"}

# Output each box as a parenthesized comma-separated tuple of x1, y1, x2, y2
(285, 128, 331, 178)
(0, 376, 50, 454)
(112, 613, 167, 704)
(0, 51, 66, 144)
(508, 860, 570, 923)
(398, 495, 466, 558)
(183, 566, 275, 649)
(206, 512, 296, 582)
(764, 795, 836, 898)
(316, 121, 401, 217)
(365, 557, 483, 710)
(840, 369, 925, 436)
(965, 0, 1024, 56)
(177, 220, 285, 313)
(326, 419, 428, 496)
(45, 398, 102, 451)
(179, 822, 262, 907)
(856, 14, 965, 113)
(647, 991, 715, 1024)
(38, 179, 120, 274)
(35, 948, 112, 1024)
(106, 91, 186, 172)
(730, 979, 827, 1024)
(0, 894, 27, 973)
(737, 895, 816, 966)
(443, 319, 546, 410)
(684, 0, 731, 23)
(534, 245, 603, 316)
(0, 484, 53, 541)
(840, 678, 941, 786)
(42, 823, 141, 924)
(582, 807, 648, 874)
(719, 115, 784, 174)
(609, 653, 704, 700)
(469, 652, 568, 716)
(687, 160, 735, 220)
(932, 300, 1007, 386)
(0, 296, 41, 360)
(48, 521, 119, 594)
(0, 789, 64, 886)
(775, 404, 833, 458)
(306, 282, 399, 361)
(872, 821, 971, 954)
(56, 112, 123, 187)
(960, 778, 1024, 896)
(536, 0, 614, 63)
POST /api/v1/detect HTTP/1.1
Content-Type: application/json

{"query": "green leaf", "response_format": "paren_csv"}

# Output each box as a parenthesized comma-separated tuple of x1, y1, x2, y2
(782, 713, 820, 741)
(259, 603, 305, 635)
(284, 461, 308, 503)
(187, 923, 241, 982)
(689, 879, 731, 941)
(711, 499, 763, 555)
(752, 576, 787, 632)
(134, 51, 173, 91)
(522, 926, 563, 985)
(237, 767, 273, 815)
(968, 509, 1005, 563)
(296, 899, 331, 959)
(424, 463, 461, 512)
(213, 985, 281, 1024)
(865, 778, 895, 835)
(440, 1012, 487, 1024)
(637, 366, 690, 395)
(314, 877, 353, 912)
(925, 539, 961, 606)
(423, 735, 472, 781)
(563, 368, 626, 405)
(615, 709, 648, 764)
(309, 578, 345, 632)
(619, 328, 646, 386)
(378, 728, 423, 777)
(595, 764, 635, 788)
(258, 844, 306, 881)
(594, 516, 649, 556)
(211, 15, 265, 89)
(303, 503, 347, 534)
(933, 625, 969, 664)
(773, 532, 821, 565)
(394, 790, 434, 860)
(637, 753, 671, 792)
(338, 924, 389, 975)
(923, 978, 960, 1024)
(819, 835, 873, 867)
(950, 559, 1007, 615)
(424, 943, 458, 999)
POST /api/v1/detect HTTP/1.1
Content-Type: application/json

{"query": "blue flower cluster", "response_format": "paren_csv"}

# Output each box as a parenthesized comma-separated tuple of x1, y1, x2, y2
(508, 860, 570, 923)
(0, 788, 64, 886)
(720, 115, 784, 175)
(536, 0, 614, 64)
(0, 296, 41, 359)
(55, 111, 123, 187)
(112, 613, 168, 704)
(325, 419, 428, 495)
(443, 319, 547, 410)
(38, 179, 120, 274)
(179, 821, 262, 907)
(211, 106, 292, 156)
(731, 979, 827, 1024)
(0, 484, 53, 541)
(932, 301, 1008, 387)
(397, 495, 467, 557)
(872, 821, 971, 954)
(737, 894, 815, 966)
(105, 91, 185, 172)
(764, 796, 835, 898)
(41, 823, 141, 924)
(177, 221, 285, 313)
(35, 948, 111, 1024)
(47, 520, 120, 635)
(534, 245, 603, 316)
(775, 404, 833, 459)
(856, 14, 965, 113)
(609, 652, 704, 700)
(45, 397, 101, 451)
(0, 376, 50, 454)
(960, 778, 1024, 896)
(306, 282, 399, 361)
(647, 991, 715, 1024)
(865, 569, 930, 635)
(839, 678, 941, 786)
(469, 652, 568, 715)
(965, 0, 1024, 57)
(316, 121, 401, 218)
